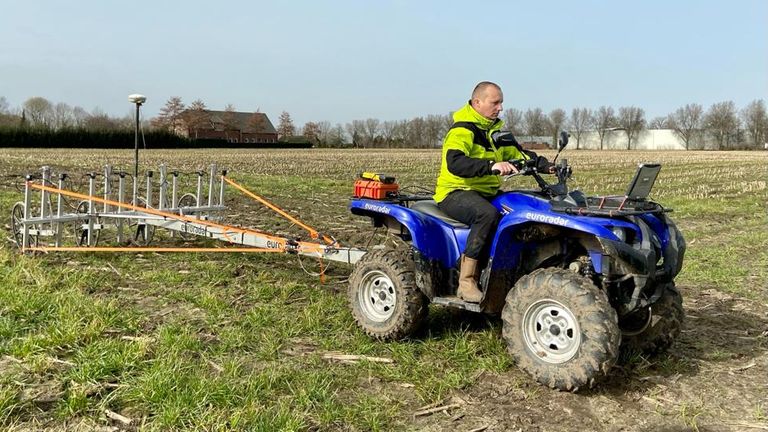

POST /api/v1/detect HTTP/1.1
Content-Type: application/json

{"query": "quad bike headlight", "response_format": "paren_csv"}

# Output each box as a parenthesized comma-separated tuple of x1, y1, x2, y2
(610, 227, 626, 242)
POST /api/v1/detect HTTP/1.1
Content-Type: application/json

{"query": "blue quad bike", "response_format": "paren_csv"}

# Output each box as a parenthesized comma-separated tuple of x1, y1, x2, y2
(347, 132, 686, 391)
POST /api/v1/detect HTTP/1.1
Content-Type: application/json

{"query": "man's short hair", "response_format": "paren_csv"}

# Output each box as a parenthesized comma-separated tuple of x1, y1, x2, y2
(471, 81, 501, 101)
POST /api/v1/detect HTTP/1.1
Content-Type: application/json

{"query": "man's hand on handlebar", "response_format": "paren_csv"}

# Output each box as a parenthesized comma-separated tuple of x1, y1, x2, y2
(491, 161, 519, 176)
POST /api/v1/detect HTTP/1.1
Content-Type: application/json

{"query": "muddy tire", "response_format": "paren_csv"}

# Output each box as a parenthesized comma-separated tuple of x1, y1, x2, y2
(620, 283, 684, 355)
(348, 248, 428, 341)
(502, 268, 620, 391)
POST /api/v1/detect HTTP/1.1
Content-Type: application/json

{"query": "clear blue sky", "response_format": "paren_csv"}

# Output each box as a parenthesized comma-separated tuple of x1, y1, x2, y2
(1, 0, 766, 126)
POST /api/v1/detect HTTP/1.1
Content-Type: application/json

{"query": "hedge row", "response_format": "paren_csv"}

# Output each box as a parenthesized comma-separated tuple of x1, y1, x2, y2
(0, 129, 312, 149)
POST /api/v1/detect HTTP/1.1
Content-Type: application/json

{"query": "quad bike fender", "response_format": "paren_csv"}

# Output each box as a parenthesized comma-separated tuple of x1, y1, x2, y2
(350, 199, 462, 264)
(638, 213, 686, 279)
(490, 211, 630, 269)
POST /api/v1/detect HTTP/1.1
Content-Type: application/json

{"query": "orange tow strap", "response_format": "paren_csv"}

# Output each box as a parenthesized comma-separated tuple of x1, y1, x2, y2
(222, 176, 337, 245)
(26, 182, 325, 256)
(25, 181, 330, 282)
(24, 247, 283, 253)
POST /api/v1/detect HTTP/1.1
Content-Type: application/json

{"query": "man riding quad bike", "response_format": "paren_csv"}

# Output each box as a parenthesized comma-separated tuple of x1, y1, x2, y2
(347, 132, 685, 391)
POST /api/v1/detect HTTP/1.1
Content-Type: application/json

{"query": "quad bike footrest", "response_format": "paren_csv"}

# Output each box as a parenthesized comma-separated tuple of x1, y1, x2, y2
(432, 296, 483, 313)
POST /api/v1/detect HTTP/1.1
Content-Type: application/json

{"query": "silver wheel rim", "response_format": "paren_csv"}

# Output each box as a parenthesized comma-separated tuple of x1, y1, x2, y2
(11, 203, 24, 247)
(523, 298, 581, 364)
(358, 270, 397, 322)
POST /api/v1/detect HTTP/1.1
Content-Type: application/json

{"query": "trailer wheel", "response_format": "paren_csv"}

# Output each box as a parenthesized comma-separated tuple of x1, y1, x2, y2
(10, 202, 37, 249)
(74, 200, 101, 246)
(502, 268, 620, 391)
(129, 197, 155, 246)
(349, 247, 428, 341)
(176, 193, 198, 240)
(620, 283, 684, 354)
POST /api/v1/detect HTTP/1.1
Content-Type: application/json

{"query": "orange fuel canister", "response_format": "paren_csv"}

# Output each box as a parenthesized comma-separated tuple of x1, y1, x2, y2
(353, 179, 400, 200)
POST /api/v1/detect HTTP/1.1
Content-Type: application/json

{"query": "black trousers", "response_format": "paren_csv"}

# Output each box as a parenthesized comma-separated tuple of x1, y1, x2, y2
(438, 189, 500, 260)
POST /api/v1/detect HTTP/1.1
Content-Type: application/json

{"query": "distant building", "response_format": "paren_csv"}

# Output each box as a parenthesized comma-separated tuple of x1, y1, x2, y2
(179, 110, 278, 144)
(517, 135, 553, 150)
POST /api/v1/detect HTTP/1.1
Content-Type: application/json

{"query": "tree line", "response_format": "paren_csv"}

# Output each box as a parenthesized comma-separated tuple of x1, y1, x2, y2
(2, 95, 765, 150)
(291, 100, 766, 150)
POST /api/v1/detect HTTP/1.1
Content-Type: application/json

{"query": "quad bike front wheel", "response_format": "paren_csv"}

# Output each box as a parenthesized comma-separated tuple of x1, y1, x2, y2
(348, 247, 428, 341)
(502, 268, 620, 391)
(620, 283, 684, 354)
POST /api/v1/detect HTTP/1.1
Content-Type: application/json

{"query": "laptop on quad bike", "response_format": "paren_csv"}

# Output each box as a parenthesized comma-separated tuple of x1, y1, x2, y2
(625, 163, 661, 201)
(583, 163, 662, 211)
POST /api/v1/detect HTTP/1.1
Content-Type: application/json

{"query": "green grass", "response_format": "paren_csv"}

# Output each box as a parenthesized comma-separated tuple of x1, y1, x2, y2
(0, 149, 766, 430)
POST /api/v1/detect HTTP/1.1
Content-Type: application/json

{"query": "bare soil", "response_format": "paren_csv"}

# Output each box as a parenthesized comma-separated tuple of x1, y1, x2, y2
(411, 286, 768, 432)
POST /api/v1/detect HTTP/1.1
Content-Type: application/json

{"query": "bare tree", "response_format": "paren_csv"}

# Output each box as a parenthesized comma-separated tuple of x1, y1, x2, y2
(345, 120, 365, 147)
(438, 114, 453, 141)
(704, 101, 739, 150)
(740, 99, 767, 149)
(407, 117, 426, 148)
(381, 120, 397, 148)
(0, 99, 20, 127)
(23, 96, 54, 128)
(183, 99, 208, 138)
(328, 123, 347, 146)
(72, 106, 89, 128)
(52, 102, 74, 130)
(84, 107, 125, 131)
(648, 116, 669, 129)
(523, 108, 548, 136)
(570, 107, 593, 150)
(591, 106, 615, 150)
(364, 118, 380, 147)
(302, 121, 321, 145)
(276, 111, 295, 139)
(154, 96, 186, 133)
(392, 120, 409, 148)
(617, 106, 645, 150)
(423, 114, 446, 148)
(667, 103, 703, 150)
(314, 121, 332, 147)
(503, 108, 524, 135)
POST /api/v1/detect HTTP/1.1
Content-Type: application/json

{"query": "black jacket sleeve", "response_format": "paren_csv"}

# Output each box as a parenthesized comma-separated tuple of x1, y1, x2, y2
(446, 149, 494, 178)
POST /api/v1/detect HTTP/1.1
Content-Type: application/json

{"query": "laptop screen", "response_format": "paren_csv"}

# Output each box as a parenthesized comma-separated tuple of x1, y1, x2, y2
(625, 163, 661, 200)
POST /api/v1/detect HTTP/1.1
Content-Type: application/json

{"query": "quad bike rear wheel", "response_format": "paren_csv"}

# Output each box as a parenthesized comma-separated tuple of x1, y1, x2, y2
(502, 268, 620, 391)
(620, 283, 684, 354)
(348, 247, 428, 341)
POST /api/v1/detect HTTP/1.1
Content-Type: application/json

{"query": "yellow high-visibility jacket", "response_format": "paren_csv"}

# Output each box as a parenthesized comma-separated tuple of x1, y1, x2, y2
(434, 103, 528, 203)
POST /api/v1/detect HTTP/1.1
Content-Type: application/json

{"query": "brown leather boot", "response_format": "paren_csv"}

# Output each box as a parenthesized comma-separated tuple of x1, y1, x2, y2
(457, 255, 483, 303)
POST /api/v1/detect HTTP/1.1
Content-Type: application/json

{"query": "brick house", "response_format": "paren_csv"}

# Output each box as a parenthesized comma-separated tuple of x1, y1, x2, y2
(180, 110, 278, 144)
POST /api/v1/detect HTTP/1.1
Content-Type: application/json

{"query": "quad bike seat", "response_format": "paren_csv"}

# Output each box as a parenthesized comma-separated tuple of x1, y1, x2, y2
(410, 200, 469, 229)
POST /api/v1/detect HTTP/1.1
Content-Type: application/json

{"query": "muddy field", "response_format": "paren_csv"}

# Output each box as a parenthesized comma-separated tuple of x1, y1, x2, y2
(1, 148, 766, 431)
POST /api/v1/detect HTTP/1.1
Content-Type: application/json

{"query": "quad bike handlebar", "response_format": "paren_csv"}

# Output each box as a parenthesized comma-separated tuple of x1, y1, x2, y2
(490, 158, 539, 176)
(489, 131, 573, 199)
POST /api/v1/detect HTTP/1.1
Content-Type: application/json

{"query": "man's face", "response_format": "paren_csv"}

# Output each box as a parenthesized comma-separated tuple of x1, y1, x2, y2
(473, 87, 504, 120)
